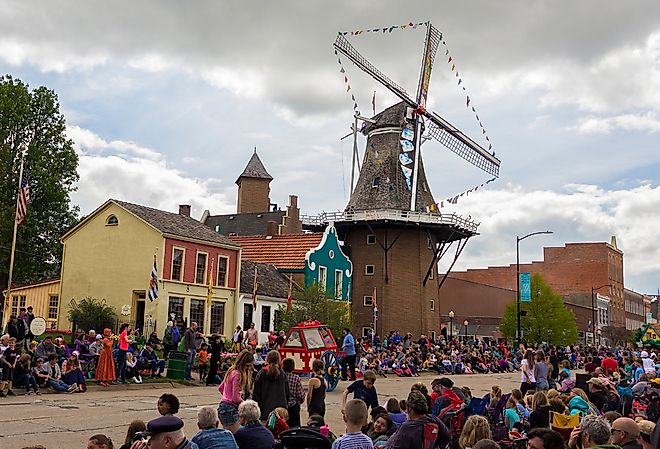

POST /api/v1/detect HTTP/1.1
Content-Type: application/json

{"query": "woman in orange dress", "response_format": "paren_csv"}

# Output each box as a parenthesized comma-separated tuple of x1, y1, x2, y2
(95, 328, 115, 387)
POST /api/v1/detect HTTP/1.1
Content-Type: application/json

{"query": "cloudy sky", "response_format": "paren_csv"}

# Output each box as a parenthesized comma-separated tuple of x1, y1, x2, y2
(1, 1, 659, 294)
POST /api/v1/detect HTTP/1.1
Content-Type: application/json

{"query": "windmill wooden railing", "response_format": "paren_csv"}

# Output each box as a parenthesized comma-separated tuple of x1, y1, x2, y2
(301, 209, 479, 233)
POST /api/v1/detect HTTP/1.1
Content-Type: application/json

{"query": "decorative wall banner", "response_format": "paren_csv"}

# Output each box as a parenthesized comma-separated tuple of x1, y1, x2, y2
(399, 152, 413, 165)
(520, 273, 532, 302)
(401, 127, 414, 140)
(400, 165, 413, 190)
(400, 139, 414, 152)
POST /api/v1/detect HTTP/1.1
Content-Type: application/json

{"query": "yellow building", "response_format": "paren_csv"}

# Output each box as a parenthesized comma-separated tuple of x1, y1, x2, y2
(3, 279, 61, 330)
(57, 200, 241, 337)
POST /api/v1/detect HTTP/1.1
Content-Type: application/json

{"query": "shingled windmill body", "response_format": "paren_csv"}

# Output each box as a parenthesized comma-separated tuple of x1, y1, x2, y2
(306, 23, 501, 338)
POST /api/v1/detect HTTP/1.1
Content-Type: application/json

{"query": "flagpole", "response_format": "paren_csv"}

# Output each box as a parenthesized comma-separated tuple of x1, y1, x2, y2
(4, 148, 27, 321)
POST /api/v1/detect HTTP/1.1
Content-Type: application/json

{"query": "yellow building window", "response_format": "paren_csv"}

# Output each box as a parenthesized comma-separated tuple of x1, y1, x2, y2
(11, 295, 26, 317)
(48, 295, 59, 320)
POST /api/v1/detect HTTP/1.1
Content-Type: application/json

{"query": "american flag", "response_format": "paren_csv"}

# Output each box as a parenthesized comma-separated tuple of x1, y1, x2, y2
(16, 171, 31, 225)
(148, 255, 159, 302)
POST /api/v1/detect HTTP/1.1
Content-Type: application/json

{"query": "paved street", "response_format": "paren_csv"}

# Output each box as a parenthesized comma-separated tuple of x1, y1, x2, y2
(0, 371, 521, 449)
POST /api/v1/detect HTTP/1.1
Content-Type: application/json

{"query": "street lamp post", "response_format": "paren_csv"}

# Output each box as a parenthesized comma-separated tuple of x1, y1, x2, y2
(448, 310, 455, 342)
(516, 231, 553, 347)
(464, 319, 469, 342)
(591, 283, 611, 347)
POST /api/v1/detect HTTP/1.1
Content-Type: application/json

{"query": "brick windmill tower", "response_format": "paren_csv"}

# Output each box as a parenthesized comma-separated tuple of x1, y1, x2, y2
(305, 23, 501, 338)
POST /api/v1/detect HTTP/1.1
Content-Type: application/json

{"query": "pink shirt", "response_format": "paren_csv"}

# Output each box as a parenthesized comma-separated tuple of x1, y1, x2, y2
(219, 370, 242, 404)
(119, 331, 129, 351)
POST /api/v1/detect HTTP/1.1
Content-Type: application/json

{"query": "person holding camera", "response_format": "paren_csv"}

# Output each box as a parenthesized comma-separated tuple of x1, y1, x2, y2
(568, 415, 618, 449)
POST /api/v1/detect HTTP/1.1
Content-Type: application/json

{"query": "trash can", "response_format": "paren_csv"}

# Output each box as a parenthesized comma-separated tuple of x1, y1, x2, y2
(166, 351, 187, 381)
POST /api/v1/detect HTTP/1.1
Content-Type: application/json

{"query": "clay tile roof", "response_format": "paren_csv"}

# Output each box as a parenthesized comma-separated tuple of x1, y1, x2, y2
(230, 233, 323, 270)
(240, 260, 290, 298)
(113, 200, 239, 248)
(236, 151, 273, 183)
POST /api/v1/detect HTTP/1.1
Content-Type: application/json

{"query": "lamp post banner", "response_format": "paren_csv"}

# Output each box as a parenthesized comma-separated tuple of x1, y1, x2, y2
(520, 273, 531, 302)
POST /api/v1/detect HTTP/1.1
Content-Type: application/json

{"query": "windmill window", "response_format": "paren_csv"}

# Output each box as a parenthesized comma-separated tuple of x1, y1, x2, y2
(366, 234, 376, 245)
(365, 265, 375, 275)
(430, 299, 435, 311)
(427, 237, 433, 249)
(106, 215, 119, 226)
(372, 177, 381, 188)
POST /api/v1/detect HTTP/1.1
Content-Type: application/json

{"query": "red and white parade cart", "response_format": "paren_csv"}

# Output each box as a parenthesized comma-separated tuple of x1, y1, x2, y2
(278, 320, 343, 392)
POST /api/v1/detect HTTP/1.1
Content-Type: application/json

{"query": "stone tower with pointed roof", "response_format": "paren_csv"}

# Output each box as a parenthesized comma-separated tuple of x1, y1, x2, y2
(236, 150, 273, 214)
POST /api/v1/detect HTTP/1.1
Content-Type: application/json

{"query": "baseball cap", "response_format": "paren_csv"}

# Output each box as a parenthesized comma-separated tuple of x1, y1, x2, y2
(143, 416, 184, 436)
(438, 377, 454, 388)
(586, 378, 603, 386)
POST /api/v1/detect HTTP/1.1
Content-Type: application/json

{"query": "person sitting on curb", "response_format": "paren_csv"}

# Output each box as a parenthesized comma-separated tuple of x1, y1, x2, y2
(139, 342, 166, 377)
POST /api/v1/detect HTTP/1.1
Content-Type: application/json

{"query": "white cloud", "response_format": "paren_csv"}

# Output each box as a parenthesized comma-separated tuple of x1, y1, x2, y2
(575, 112, 660, 134)
(68, 126, 235, 218)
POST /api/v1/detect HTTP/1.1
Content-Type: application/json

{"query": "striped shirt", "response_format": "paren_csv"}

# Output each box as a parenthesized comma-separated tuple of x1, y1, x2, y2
(331, 432, 373, 449)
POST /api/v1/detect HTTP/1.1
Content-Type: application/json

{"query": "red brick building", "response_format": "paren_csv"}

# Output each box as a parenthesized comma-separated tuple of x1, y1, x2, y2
(451, 239, 624, 336)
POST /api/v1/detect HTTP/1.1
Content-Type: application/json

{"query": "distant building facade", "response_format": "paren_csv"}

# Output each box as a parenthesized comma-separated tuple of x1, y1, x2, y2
(452, 238, 624, 339)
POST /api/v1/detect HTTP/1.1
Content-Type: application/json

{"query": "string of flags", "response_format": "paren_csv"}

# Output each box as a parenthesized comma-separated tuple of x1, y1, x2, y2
(442, 40, 495, 156)
(334, 49, 360, 115)
(338, 21, 429, 36)
(437, 177, 496, 209)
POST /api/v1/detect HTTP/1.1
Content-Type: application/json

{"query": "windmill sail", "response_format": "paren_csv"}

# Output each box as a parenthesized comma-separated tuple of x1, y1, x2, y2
(416, 23, 441, 108)
(333, 26, 500, 178)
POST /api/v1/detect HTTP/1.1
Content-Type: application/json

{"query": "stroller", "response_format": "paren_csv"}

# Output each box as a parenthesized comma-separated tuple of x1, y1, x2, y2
(486, 393, 511, 442)
(278, 427, 332, 449)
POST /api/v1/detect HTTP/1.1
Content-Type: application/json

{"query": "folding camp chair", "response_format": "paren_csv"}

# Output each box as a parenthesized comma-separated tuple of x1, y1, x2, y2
(551, 411, 580, 441)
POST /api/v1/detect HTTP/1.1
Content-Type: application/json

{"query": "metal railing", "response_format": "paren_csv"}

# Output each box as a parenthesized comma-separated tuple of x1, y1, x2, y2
(301, 209, 479, 232)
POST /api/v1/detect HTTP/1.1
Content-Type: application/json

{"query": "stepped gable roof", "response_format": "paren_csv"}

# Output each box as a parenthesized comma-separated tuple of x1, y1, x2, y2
(236, 151, 273, 183)
(240, 260, 290, 298)
(203, 210, 285, 236)
(229, 233, 323, 270)
(113, 200, 239, 248)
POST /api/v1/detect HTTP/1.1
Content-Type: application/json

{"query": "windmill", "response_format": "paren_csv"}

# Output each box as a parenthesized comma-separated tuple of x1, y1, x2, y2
(334, 23, 500, 211)
(303, 22, 501, 338)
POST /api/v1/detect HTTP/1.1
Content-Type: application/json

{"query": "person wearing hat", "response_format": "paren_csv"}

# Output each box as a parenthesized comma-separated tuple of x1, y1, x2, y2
(587, 378, 608, 412)
(382, 390, 450, 449)
(129, 416, 198, 449)
(636, 420, 654, 449)
(641, 351, 655, 374)
(432, 378, 465, 414)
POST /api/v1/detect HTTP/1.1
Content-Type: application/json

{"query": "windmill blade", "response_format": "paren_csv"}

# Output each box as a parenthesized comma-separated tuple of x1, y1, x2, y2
(425, 111, 501, 177)
(416, 23, 441, 108)
(334, 33, 417, 109)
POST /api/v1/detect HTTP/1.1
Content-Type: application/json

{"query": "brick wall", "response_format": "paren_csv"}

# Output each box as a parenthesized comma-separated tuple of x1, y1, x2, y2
(452, 242, 625, 329)
(237, 178, 271, 214)
(346, 226, 440, 338)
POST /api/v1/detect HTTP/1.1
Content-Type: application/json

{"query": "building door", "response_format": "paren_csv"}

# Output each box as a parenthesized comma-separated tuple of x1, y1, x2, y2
(243, 303, 253, 330)
(135, 300, 145, 334)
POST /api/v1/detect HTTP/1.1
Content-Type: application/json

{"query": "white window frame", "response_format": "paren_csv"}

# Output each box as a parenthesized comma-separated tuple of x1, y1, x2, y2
(48, 294, 59, 319)
(365, 264, 375, 275)
(334, 269, 343, 299)
(363, 295, 373, 306)
(430, 299, 435, 311)
(371, 177, 380, 188)
(105, 215, 119, 226)
(216, 255, 229, 287)
(171, 247, 185, 282)
(318, 266, 327, 290)
(362, 327, 372, 337)
(366, 234, 376, 245)
(195, 251, 208, 285)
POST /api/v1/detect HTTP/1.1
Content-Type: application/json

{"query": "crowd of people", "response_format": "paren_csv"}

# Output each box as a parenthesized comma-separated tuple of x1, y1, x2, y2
(63, 343, 660, 449)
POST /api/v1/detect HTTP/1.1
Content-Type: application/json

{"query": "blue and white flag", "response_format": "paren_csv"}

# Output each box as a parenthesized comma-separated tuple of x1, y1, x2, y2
(148, 255, 159, 302)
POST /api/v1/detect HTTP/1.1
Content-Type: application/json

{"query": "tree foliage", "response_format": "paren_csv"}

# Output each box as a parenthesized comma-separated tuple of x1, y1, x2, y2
(603, 325, 633, 347)
(0, 75, 79, 294)
(274, 283, 351, 338)
(500, 273, 578, 345)
(67, 297, 117, 333)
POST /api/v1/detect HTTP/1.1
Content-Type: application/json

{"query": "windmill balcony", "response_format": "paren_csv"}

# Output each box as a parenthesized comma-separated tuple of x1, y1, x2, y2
(301, 209, 479, 233)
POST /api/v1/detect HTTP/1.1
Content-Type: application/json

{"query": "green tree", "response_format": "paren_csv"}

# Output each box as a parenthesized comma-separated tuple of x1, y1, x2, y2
(67, 297, 117, 333)
(274, 283, 352, 338)
(499, 273, 578, 345)
(0, 75, 79, 294)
